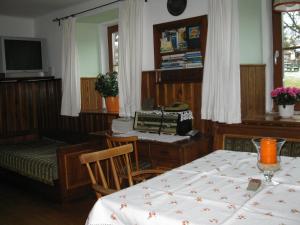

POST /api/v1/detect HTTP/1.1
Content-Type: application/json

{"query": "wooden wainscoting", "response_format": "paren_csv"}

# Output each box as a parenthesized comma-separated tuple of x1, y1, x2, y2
(141, 70, 211, 134)
(58, 112, 117, 134)
(0, 79, 51, 137)
(0, 78, 116, 139)
(142, 65, 265, 133)
(81, 78, 102, 112)
(240, 64, 266, 119)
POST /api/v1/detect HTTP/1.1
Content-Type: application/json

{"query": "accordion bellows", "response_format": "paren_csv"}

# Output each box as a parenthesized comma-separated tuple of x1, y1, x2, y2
(133, 110, 193, 135)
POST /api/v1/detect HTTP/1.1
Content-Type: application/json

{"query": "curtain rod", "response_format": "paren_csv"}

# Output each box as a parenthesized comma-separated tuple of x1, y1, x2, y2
(53, 0, 147, 24)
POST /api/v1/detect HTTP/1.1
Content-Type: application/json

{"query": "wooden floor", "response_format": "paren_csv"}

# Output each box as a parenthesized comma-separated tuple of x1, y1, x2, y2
(0, 182, 96, 225)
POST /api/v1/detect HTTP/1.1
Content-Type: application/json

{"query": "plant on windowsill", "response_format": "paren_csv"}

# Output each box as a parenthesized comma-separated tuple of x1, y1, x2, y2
(95, 71, 119, 113)
(271, 86, 300, 118)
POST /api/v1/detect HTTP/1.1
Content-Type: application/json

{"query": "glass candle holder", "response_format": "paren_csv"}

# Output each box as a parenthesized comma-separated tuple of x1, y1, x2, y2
(251, 138, 286, 185)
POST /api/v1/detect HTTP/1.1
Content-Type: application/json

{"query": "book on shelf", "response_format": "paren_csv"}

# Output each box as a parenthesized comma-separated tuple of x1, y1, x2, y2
(185, 51, 201, 56)
(160, 50, 203, 70)
(162, 53, 185, 60)
(185, 62, 203, 68)
(161, 60, 185, 66)
(159, 66, 184, 70)
(187, 25, 200, 49)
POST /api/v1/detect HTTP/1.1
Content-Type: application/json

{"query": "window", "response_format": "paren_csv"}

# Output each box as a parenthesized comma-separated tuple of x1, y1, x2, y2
(107, 25, 119, 72)
(273, 11, 300, 88)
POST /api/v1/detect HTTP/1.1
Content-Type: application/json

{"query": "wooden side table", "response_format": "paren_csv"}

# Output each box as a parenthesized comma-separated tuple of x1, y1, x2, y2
(89, 131, 212, 170)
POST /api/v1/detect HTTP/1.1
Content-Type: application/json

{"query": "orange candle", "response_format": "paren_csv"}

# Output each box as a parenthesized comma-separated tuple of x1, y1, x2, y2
(260, 138, 277, 164)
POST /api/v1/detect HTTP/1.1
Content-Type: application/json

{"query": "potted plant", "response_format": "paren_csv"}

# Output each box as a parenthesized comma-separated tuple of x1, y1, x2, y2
(95, 71, 119, 113)
(271, 87, 300, 118)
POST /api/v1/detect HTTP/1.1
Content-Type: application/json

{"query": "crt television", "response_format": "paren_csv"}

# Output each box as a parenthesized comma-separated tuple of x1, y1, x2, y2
(0, 36, 48, 78)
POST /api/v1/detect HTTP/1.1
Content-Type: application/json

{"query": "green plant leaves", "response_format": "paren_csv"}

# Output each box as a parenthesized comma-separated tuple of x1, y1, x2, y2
(95, 71, 118, 97)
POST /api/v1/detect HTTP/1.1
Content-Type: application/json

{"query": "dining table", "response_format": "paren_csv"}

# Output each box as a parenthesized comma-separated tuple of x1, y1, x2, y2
(85, 150, 300, 225)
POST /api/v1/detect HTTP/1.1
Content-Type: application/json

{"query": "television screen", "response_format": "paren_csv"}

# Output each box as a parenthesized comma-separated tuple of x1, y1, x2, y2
(4, 39, 42, 71)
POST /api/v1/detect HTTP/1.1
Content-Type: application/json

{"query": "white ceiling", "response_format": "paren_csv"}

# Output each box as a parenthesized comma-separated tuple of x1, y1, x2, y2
(0, 0, 89, 18)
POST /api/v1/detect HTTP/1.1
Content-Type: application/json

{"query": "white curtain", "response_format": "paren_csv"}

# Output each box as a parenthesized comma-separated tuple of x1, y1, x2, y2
(201, 0, 241, 124)
(118, 0, 143, 117)
(60, 17, 81, 117)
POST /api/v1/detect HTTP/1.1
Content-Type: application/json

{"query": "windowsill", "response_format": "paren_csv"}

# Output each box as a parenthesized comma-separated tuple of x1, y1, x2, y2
(243, 112, 300, 126)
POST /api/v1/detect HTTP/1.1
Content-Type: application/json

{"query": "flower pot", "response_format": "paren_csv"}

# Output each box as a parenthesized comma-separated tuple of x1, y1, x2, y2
(278, 104, 294, 118)
(105, 96, 119, 113)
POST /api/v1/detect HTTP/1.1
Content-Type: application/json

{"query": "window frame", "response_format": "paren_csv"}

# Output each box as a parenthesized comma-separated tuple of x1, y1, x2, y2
(107, 24, 118, 73)
(272, 10, 300, 110)
(273, 11, 283, 89)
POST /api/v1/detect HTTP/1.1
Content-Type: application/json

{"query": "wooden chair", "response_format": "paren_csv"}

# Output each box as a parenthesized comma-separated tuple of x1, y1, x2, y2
(106, 135, 141, 170)
(79, 144, 134, 198)
(106, 135, 165, 183)
(79, 144, 164, 199)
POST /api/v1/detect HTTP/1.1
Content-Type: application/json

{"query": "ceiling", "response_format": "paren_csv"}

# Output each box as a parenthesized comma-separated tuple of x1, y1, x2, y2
(0, 0, 90, 18)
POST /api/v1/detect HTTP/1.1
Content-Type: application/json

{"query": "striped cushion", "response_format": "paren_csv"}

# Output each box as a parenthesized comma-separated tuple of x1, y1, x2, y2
(0, 138, 65, 185)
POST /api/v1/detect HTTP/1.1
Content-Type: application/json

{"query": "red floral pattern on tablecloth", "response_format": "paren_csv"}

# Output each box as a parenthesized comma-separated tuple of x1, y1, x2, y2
(85, 150, 300, 225)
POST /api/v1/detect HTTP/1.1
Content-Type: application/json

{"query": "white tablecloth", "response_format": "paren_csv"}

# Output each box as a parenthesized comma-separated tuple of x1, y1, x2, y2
(85, 150, 300, 225)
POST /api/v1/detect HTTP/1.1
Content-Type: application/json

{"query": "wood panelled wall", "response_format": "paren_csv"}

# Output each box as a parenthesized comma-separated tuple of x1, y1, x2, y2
(0, 65, 264, 138)
(0, 78, 117, 138)
(141, 64, 266, 133)
(240, 65, 265, 119)
(142, 70, 208, 132)
(80, 78, 102, 112)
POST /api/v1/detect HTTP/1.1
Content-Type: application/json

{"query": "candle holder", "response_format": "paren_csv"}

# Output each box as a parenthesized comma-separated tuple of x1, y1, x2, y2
(251, 138, 286, 185)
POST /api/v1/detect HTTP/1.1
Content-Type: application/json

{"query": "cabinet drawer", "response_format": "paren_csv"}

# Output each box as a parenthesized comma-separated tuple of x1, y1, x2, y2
(151, 148, 179, 160)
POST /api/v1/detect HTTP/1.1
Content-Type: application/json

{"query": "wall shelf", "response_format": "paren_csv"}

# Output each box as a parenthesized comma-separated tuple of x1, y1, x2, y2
(153, 15, 207, 83)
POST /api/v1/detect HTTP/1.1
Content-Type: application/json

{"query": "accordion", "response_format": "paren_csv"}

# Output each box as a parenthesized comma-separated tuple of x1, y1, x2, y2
(133, 110, 193, 135)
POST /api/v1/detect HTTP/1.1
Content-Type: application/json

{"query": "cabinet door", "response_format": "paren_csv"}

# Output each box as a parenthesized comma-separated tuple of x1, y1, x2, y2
(137, 142, 152, 166)
(149, 143, 181, 169)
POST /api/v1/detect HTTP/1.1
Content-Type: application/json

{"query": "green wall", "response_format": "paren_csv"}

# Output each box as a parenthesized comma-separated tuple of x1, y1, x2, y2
(76, 23, 100, 77)
(239, 0, 262, 64)
(77, 9, 118, 23)
(76, 8, 119, 77)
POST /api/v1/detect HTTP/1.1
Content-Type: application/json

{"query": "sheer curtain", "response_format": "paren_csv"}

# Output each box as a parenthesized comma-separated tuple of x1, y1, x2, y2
(118, 0, 143, 117)
(201, 0, 241, 124)
(60, 17, 81, 117)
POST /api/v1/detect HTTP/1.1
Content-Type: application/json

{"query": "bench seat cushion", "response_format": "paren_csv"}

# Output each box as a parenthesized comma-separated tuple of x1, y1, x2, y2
(0, 138, 65, 185)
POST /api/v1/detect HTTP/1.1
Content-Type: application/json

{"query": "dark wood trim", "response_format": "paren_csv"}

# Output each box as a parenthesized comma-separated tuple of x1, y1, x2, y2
(107, 25, 118, 72)
(272, 10, 300, 111)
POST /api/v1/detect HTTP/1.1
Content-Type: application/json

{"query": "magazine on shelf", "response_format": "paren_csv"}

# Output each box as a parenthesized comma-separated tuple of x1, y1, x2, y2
(160, 38, 174, 53)
(177, 27, 187, 50)
(187, 25, 200, 49)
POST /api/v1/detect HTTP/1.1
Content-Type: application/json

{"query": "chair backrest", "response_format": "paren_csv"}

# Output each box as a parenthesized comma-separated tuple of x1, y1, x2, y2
(106, 135, 140, 171)
(79, 144, 134, 198)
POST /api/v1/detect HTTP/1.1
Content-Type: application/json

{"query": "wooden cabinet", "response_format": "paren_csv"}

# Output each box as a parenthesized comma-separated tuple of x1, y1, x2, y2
(137, 135, 211, 169)
(153, 15, 207, 83)
(89, 131, 212, 170)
